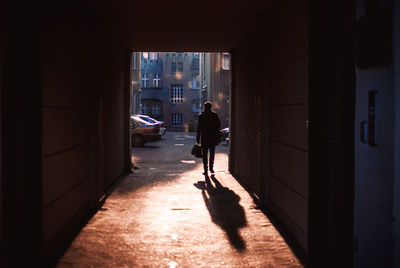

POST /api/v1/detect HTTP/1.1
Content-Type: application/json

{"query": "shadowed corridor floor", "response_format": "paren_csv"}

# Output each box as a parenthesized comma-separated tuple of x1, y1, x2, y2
(56, 132, 303, 267)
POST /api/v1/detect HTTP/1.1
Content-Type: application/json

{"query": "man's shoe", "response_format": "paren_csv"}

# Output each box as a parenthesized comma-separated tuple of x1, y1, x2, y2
(209, 168, 215, 173)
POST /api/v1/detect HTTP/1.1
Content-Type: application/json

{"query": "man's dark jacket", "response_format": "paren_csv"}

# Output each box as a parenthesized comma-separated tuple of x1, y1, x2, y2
(197, 110, 221, 146)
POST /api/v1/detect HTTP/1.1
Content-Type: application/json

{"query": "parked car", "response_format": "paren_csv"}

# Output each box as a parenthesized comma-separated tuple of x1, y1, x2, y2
(131, 116, 161, 146)
(134, 114, 166, 135)
(221, 127, 229, 144)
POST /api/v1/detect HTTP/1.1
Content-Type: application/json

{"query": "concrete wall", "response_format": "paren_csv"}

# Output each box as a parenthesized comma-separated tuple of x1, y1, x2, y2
(353, 1, 395, 267)
(231, 0, 308, 253)
(41, 5, 129, 262)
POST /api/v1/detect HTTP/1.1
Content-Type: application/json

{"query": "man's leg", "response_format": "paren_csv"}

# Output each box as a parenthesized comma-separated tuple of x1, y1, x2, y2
(209, 146, 215, 173)
(202, 146, 208, 173)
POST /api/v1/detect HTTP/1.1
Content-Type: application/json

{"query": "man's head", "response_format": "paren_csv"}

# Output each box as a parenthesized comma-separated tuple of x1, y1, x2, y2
(204, 101, 212, 112)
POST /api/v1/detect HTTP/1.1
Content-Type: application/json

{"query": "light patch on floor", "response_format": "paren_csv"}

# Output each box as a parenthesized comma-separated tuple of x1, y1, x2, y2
(170, 233, 179, 240)
(170, 195, 179, 201)
(168, 261, 178, 268)
(180, 160, 196, 164)
(174, 144, 185, 146)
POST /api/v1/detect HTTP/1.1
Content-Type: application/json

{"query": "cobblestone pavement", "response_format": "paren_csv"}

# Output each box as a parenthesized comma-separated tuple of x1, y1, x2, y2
(56, 132, 303, 267)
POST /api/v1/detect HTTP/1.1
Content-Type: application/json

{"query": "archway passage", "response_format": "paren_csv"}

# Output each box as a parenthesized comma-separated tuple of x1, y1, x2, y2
(5, 0, 390, 267)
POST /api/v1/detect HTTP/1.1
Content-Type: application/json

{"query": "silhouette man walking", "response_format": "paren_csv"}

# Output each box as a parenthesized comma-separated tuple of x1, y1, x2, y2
(196, 101, 221, 176)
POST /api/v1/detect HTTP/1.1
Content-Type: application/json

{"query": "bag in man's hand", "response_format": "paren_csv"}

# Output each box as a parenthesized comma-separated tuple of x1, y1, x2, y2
(191, 144, 203, 158)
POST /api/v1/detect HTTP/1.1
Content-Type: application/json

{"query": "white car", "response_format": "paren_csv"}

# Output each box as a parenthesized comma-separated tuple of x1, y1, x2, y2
(134, 115, 166, 135)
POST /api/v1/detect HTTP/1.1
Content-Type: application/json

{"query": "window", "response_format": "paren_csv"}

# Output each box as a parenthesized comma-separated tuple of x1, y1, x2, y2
(170, 84, 183, 103)
(149, 52, 158, 60)
(153, 102, 161, 116)
(192, 100, 201, 113)
(141, 73, 149, 88)
(171, 113, 182, 126)
(191, 74, 199, 89)
(142, 52, 148, 59)
(177, 62, 183, 73)
(141, 102, 149, 115)
(222, 53, 230, 70)
(153, 73, 161, 88)
(171, 62, 176, 74)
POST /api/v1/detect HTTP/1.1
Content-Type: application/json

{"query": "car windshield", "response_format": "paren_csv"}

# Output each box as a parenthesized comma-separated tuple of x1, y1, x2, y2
(131, 116, 153, 126)
(137, 115, 158, 124)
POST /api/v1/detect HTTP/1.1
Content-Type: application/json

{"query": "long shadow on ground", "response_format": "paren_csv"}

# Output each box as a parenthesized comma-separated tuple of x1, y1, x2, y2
(194, 175, 247, 251)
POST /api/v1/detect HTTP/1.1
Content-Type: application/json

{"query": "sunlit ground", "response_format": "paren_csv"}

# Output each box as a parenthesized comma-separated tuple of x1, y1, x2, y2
(56, 132, 302, 267)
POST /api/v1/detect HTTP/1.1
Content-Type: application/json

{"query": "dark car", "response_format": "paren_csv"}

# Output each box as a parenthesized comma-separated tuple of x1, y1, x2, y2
(131, 116, 161, 146)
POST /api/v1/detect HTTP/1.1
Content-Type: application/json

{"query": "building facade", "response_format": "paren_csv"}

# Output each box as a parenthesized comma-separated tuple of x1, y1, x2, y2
(139, 52, 201, 131)
(131, 52, 141, 115)
(200, 52, 230, 129)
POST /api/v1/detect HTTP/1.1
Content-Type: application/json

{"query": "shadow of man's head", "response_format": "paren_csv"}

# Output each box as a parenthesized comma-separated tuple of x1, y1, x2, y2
(193, 181, 206, 191)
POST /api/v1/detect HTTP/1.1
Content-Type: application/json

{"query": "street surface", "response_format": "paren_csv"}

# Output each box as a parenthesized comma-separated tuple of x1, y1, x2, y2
(56, 132, 302, 267)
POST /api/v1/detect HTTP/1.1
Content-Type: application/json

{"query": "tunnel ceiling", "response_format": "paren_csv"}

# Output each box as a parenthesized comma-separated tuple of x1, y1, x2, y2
(91, 0, 273, 52)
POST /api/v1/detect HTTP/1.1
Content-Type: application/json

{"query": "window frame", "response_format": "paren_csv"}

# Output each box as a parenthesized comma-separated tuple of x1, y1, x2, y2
(170, 84, 183, 103)
(153, 73, 161, 88)
(177, 62, 183, 73)
(171, 113, 183, 126)
(222, 53, 230, 70)
(171, 62, 176, 74)
(141, 73, 149, 88)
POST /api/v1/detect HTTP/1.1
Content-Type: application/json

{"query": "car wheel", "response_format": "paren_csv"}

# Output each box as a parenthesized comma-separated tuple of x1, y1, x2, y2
(132, 134, 145, 147)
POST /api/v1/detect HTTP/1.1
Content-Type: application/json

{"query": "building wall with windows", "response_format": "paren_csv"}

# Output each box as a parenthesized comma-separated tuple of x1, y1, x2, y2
(139, 52, 168, 120)
(139, 52, 200, 131)
(139, 52, 231, 132)
(162, 52, 200, 131)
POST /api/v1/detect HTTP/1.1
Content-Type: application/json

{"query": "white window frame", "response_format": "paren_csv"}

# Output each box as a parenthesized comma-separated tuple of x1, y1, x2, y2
(150, 52, 158, 60)
(142, 73, 149, 88)
(170, 84, 183, 103)
(153, 73, 161, 88)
